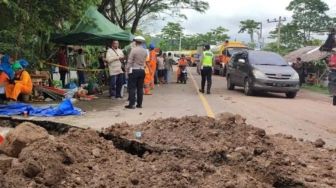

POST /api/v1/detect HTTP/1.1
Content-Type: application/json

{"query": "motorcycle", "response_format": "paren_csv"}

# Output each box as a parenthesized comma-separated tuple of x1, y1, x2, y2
(328, 70, 336, 105)
(178, 65, 188, 84)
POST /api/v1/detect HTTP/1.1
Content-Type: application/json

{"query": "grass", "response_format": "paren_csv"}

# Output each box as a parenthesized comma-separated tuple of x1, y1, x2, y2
(301, 84, 330, 95)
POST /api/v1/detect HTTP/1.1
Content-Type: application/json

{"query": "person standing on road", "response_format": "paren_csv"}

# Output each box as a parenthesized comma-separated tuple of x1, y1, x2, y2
(125, 36, 147, 109)
(75, 49, 86, 86)
(106, 40, 125, 99)
(164, 52, 174, 83)
(98, 48, 108, 86)
(199, 44, 215, 94)
(157, 50, 165, 85)
(149, 44, 157, 89)
(57, 47, 68, 88)
(293, 57, 305, 86)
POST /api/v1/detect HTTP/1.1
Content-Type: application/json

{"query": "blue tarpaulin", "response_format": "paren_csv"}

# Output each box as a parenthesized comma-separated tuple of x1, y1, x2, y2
(0, 99, 81, 117)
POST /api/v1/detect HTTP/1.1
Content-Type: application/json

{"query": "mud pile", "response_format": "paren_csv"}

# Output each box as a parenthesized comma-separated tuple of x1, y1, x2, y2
(1, 114, 336, 187)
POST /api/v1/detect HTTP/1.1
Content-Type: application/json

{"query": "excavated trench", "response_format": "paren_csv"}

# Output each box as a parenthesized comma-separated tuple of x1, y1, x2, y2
(0, 118, 154, 158)
(1, 116, 335, 188)
(0, 117, 72, 135)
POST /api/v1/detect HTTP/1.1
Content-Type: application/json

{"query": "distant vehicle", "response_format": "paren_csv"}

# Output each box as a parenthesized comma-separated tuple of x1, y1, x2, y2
(186, 51, 199, 67)
(211, 41, 248, 76)
(226, 50, 300, 98)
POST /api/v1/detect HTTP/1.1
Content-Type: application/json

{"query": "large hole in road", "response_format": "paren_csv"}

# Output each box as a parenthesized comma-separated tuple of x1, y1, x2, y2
(99, 132, 154, 158)
(0, 117, 72, 135)
(0, 118, 154, 157)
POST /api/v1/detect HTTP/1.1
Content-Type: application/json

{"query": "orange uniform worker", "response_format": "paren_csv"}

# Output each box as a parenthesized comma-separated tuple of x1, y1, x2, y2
(6, 62, 32, 101)
(0, 65, 9, 85)
(149, 44, 157, 89)
(176, 54, 188, 82)
(0, 65, 9, 101)
(144, 52, 152, 95)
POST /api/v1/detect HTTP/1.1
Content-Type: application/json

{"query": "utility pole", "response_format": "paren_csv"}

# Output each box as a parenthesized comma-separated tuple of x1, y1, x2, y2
(258, 22, 263, 49)
(179, 33, 182, 51)
(267, 16, 287, 51)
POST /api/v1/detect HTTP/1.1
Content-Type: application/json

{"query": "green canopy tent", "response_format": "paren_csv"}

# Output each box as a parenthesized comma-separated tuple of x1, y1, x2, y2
(52, 6, 133, 45)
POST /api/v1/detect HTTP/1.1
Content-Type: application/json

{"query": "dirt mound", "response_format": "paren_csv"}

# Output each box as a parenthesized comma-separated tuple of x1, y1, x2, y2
(0, 122, 49, 157)
(0, 114, 336, 187)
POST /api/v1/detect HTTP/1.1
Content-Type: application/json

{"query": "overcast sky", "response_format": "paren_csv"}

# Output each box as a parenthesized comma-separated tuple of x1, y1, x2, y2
(146, 0, 336, 42)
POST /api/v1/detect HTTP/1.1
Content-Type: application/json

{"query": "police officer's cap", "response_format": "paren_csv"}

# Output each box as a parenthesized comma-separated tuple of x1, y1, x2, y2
(134, 36, 146, 43)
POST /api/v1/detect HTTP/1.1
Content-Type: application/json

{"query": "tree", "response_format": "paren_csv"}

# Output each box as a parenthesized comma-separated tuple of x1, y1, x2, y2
(98, 0, 209, 33)
(158, 24, 230, 51)
(238, 19, 260, 43)
(268, 23, 304, 51)
(0, 0, 99, 64)
(211, 26, 230, 43)
(287, 0, 332, 42)
(160, 22, 184, 50)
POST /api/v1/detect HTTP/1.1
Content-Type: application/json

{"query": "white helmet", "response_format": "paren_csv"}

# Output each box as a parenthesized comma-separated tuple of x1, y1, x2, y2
(133, 36, 146, 43)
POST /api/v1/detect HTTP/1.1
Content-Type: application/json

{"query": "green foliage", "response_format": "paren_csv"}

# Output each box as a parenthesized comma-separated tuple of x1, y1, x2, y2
(238, 19, 260, 43)
(159, 22, 184, 51)
(265, 0, 333, 54)
(262, 42, 291, 56)
(268, 23, 304, 52)
(0, 0, 100, 67)
(161, 22, 184, 41)
(98, 0, 209, 33)
(158, 23, 229, 51)
(302, 84, 329, 95)
(286, 0, 332, 42)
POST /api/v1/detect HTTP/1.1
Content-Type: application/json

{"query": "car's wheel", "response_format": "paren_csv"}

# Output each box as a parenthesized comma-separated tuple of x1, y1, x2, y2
(244, 78, 254, 96)
(286, 92, 297, 99)
(227, 76, 235, 90)
(333, 96, 336, 106)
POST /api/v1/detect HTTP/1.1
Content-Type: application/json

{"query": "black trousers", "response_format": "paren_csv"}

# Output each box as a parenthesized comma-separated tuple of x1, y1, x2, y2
(109, 73, 124, 98)
(128, 69, 145, 106)
(59, 70, 67, 88)
(201, 67, 212, 92)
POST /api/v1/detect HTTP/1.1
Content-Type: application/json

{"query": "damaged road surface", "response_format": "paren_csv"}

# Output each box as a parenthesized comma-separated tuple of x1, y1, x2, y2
(1, 114, 336, 187)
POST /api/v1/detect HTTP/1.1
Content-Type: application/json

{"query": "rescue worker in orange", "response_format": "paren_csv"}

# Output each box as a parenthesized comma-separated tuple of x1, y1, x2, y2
(0, 65, 9, 102)
(176, 54, 188, 83)
(5, 62, 32, 101)
(148, 44, 157, 89)
(0, 65, 9, 86)
(144, 52, 152, 95)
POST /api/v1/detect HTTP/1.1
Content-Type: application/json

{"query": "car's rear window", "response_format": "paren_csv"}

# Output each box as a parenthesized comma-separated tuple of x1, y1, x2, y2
(249, 51, 287, 66)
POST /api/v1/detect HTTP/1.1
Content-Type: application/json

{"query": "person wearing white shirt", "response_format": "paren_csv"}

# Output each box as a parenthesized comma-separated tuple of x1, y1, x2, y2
(105, 40, 125, 99)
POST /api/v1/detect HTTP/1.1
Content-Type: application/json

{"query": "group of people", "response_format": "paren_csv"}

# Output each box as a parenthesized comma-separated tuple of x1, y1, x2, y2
(55, 36, 215, 109)
(0, 53, 33, 102)
(123, 37, 176, 109)
(56, 46, 88, 88)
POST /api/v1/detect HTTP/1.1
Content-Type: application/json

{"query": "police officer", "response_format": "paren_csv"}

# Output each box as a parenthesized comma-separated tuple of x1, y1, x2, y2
(125, 36, 147, 109)
(199, 44, 215, 94)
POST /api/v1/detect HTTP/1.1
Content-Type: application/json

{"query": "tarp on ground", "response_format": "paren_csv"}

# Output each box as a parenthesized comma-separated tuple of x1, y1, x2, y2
(0, 99, 81, 117)
(52, 6, 133, 45)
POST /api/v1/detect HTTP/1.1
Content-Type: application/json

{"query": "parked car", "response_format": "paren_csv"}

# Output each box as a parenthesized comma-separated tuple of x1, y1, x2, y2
(226, 50, 300, 98)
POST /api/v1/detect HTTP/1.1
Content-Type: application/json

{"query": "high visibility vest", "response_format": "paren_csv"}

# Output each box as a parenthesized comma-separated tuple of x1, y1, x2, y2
(202, 51, 213, 67)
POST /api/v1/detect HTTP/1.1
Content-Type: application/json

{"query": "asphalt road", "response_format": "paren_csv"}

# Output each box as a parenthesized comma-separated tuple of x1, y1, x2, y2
(25, 66, 336, 147)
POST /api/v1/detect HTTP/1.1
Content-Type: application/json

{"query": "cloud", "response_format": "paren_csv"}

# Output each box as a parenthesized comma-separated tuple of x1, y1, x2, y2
(147, 0, 336, 43)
